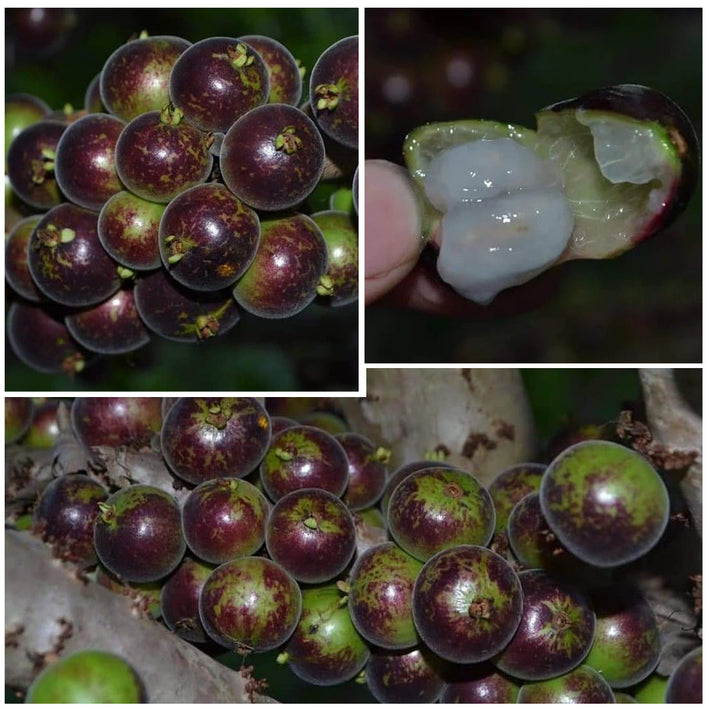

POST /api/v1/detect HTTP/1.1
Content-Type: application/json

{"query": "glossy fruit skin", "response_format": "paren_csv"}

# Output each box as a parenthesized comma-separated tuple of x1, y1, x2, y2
(493, 569, 596, 681)
(266, 487, 356, 583)
(93, 484, 185, 583)
(182, 478, 269, 564)
(98, 191, 165, 271)
(6, 119, 66, 209)
(24, 400, 62, 448)
(488, 462, 546, 533)
(584, 585, 661, 688)
(517, 664, 615, 703)
(413, 545, 523, 664)
(336, 432, 388, 511)
(54, 113, 125, 210)
(160, 556, 214, 643)
(665, 645, 701, 703)
(169, 37, 269, 133)
(158, 183, 260, 291)
(5, 215, 43, 301)
(540, 441, 670, 567)
(348, 541, 423, 650)
(388, 467, 496, 561)
(71, 397, 162, 449)
(100, 35, 191, 122)
(115, 108, 213, 203)
(83, 72, 104, 113)
(5, 397, 35, 444)
(270, 416, 299, 435)
(161, 398, 271, 484)
(366, 647, 445, 703)
(28, 203, 121, 307)
(260, 425, 349, 501)
(133, 269, 240, 342)
(440, 663, 520, 703)
(311, 210, 358, 307)
(221, 103, 324, 211)
(280, 583, 370, 686)
(199, 556, 301, 652)
(310, 35, 359, 149)
(5, 93, 50, 162)
(34, 474, 108, 567)
(633, 673, 668, 702)
(238, 34, 302, 105)
(7, 302, 88, 375)
(380, 460, 456, 517)
(25, 650, 144, 703)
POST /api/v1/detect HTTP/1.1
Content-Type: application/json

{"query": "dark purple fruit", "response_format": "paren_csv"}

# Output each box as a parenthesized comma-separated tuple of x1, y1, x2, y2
(665, 646, 701, 703)
(380, 460, 457, 516)
(162, 398, 271, 485)
(238, 34, 302, 105)
(540, 441, 670, 567)
(160, 556, 214, 643)
(199, 556, 301, 651)
(93, 484, 185, 583)
(65, 287, 151, 355)
(232, 213, 328, 319)
(488, 462, 546, 533)
(336, 432, 389, 511)
(517, 664, 615, 703)
(352, 165, 359, 213)
(6, 8, 76, 57)
(7, 302, 88, 375)
(5, 397, 34, 444)
(24, 400, 62, 448)
(54, 113, 125, 210)
(182, 477, 269, 564)
(158, 182, 260, 291)
(265, 487, 356, 583)
(169, 37, 269, 133)
(28, 203, 121, 307)
(98, 191, 165, 271)
(310, 36, 359, 150)
(440, 663, 520, 703)
(270, 415, 299, 435)
(115, 106, 213, 203)
(388, 467, 496, 561)
(100, 34, 191, 122)
(412, 545, 523, 663)
(5, 93, 50, 161)
(5, 215, 43, 301)
(83, 73, 104, 114)
(493, 569, 596, 681)
(71, 397, 162, 449)
(311, 210, 358, 307)
(584, 585, 661, 688)
(33, 473, 108, 567)
(6, 119, 66, 209)
(220, 103, 324, 211)
(259, 425, 349, 501)
(133, 269, 240, 342)
(278, 583, 370, 686)
(348, 541, 423, 650)
(366, 647, 445, 703)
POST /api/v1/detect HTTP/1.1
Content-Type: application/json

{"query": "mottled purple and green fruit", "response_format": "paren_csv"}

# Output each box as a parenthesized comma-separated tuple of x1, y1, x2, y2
(158, 183, 260, 291)
(493, 569, 595, 681)
(388, 467, 496, 561)
(161, 397, 271, 485)
(488, 462, 546, 533)
(665, 645, 701, 703)
(540, 441, 670, 567)
(6, 215, 44, 301)
(182, 477, 269, 564)
(5, 92, 50, 162)
(278, 583, 369, 686)
(238, 34, 302, 105)
(348, 541, 423, 650)
(380, 460, 457, 517)
(24, 400, 62, 448)
(71, 397, 162, 449)
(412, 545, 523, 663)
(270, 415, 299, 436)
(584, 585, 661, 688)
(34, 474, 108, 567)
(259, 425, 349, 501)
(93, 484, 185, 583)
(266, 487, 356, 583)
(336, 432, 389, 511)
(440, 662, 520, 703)
(366, 647, 445, 703)
(5, 397, 34, 444)
(199, 556, 301, 652)
(25, 650, 145, 703)
(311, 210, 358, 307)
(517, 664, 615, 703)
(632, 673, 668, 703)
(161, 556, 214, 643)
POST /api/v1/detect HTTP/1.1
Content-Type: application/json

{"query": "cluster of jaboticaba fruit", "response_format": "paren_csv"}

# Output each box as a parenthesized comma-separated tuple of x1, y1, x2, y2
(5, 26, 358, 378)
(6, 397, 701, 703)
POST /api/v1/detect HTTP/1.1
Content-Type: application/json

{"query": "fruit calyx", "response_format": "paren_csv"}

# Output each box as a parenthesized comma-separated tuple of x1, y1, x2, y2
(98, 501, 117, 524)
(228, 43, 255, 70)
(31, 148, 56, 184)
(314, 82, 343, 111)
(205, 402, 232, 429)
(468, 597, 494, 620)
(316, 275, 335, 296)
(62, 352, 86, 375)
(160, 103, 184, 126)
(444, 482, 464, 499)
(275, 126, 303, 155)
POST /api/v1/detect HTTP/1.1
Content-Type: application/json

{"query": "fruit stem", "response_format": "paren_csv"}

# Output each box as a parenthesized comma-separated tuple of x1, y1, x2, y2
(276, 652, 290, 665)
(117, 266, 135, 280)
(229, 42, 255, 70)
(316, 275, 335, 297)
(444, 482, 464, 499)
(97, 502, 116, 524)
(371, 446, 392, 464)
(160, 103, 184, 126)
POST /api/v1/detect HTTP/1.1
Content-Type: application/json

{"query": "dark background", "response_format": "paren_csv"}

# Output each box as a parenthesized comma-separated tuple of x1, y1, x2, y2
(5, 8, 359, 392)
(365, 8, 701, 364)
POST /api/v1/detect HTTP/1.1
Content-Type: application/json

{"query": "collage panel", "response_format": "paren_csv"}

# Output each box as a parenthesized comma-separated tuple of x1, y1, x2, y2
(5, 370, 702, 702)
(5, 8, 360, 393)
(364, 8, 700, 364)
